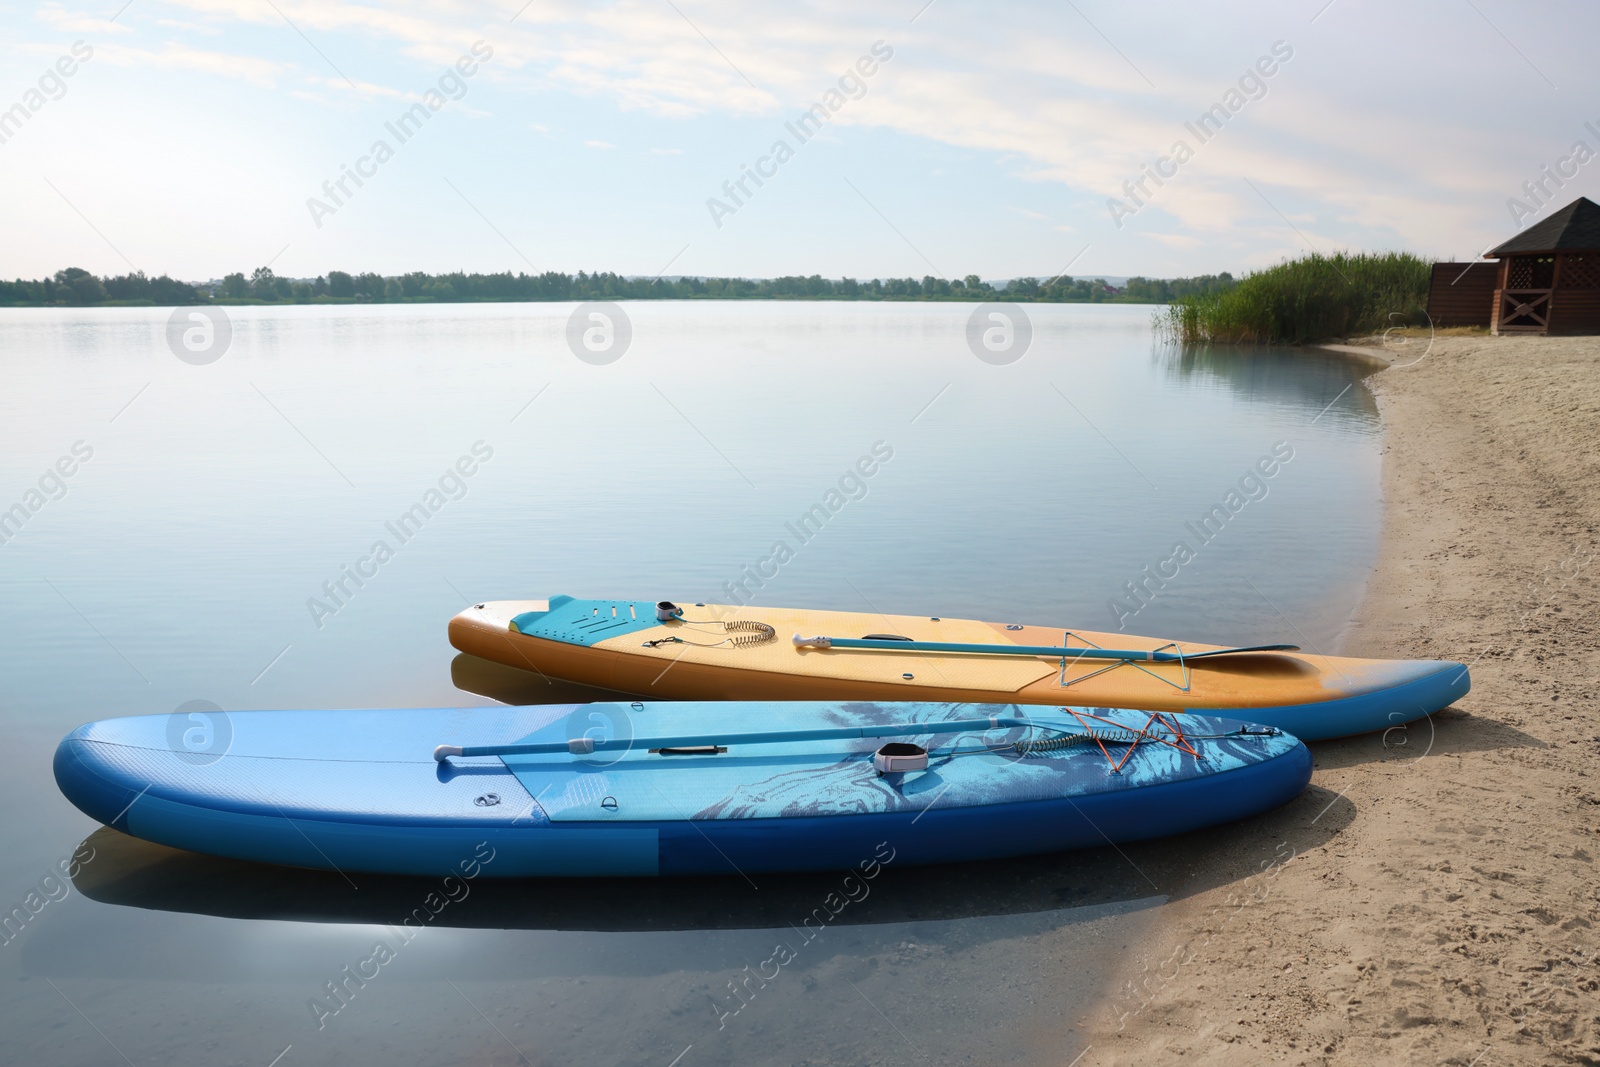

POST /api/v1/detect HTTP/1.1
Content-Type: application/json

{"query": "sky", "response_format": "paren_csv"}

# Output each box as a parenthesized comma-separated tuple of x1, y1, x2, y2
(1, 0, 1597, 282)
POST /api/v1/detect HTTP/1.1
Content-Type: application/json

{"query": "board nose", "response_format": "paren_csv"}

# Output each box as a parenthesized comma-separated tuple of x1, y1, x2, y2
(1425, 659, 1472, 706)
(1340, 656, 1470, 699)
(1391, 658, 1470, 698)
(448, 602, 503, 652)
(54, 731, 143, 831)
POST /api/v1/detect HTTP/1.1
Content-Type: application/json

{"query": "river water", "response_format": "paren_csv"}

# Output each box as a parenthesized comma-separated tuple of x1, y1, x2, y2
(0, 301, 1380, 1065)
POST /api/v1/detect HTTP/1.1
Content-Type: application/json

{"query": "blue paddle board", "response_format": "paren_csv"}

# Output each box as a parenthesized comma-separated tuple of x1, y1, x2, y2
(55, 701, 1312, 877)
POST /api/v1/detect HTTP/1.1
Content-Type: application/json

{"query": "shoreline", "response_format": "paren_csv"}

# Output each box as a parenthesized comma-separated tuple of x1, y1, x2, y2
(1076, 334, 1599, 1065)
(1318, 341, 1397, 658)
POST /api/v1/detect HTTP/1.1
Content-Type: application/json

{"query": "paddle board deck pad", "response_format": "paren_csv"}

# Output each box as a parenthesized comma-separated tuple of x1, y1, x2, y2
(447, 597, 1470, 741)
(55, 702, 1312, 878)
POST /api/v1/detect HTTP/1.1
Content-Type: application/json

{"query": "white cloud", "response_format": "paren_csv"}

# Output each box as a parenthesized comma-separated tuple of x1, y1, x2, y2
(154, 18, 223, 35)
(94, 41, 284, 89)
(37, 2, 134, 35)
(1146, 232, 1203, 249)
(314, 74, 409, 100)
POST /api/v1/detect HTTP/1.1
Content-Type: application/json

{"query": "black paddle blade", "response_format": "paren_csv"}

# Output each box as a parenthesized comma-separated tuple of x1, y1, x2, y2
(1183, 643, 1301, 659)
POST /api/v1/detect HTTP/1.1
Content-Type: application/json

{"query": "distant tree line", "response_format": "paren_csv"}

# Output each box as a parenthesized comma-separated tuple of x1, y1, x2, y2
(1, 267, 206, 306)
(1, 266, 1238, 307)
(1118, 274, 1236, 302)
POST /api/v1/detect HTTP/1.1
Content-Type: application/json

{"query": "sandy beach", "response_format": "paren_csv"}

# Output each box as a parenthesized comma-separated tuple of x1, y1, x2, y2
(1083, 335, 1600, 1065)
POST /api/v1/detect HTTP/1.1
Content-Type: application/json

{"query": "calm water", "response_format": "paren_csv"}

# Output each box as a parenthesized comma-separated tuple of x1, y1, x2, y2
(0, 302, 1380, 1066)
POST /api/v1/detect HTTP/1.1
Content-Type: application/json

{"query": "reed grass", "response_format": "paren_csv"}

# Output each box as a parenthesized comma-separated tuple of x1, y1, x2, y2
(1159, 252, 1432, 345)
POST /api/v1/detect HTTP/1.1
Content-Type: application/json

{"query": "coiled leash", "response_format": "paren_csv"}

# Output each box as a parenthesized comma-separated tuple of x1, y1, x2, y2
(642, 601, 778, 649)
(1012, 727, 1146, 754)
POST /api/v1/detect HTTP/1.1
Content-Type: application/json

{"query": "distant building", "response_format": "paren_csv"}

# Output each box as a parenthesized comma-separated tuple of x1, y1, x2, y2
(1428, 196, 1600, 335)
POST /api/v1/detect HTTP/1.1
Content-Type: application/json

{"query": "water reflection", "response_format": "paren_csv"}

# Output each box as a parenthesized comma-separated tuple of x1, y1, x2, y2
(46, 828, 1176, 1066)
(35, 871, 1148, 1066)
(72, 825, 1167, 935)
(39, 794, 1354, 1066)
(1159, 342, 1383, 431)
(451, 652, 635, 707)
(69, 779, 1357, 941)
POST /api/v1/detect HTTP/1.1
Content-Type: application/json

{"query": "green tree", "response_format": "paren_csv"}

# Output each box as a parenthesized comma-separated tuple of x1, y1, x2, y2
(250, 266, 279, 300)
(399, 271, 431, 299)
(102, 271, 150, 302)
(54, 267, 107, 305)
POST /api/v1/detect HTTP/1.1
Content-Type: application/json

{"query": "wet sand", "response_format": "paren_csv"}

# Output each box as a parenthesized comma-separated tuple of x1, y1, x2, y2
(1082, 335, 1600, 1065)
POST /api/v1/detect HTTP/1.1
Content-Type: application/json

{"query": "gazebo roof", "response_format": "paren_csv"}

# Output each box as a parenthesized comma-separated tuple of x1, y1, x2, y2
(1489, 196, 1600, 256)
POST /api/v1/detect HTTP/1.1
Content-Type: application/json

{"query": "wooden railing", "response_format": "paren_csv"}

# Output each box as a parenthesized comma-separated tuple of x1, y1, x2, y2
(1495, 288, 1552, 333)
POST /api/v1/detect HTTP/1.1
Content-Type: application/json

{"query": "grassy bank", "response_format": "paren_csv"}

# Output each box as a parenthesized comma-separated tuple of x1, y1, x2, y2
(1160, 251, 1431, 344)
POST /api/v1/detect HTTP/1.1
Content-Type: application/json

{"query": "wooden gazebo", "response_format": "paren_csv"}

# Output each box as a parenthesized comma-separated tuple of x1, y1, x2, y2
(1426, 196, 1600, 335)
